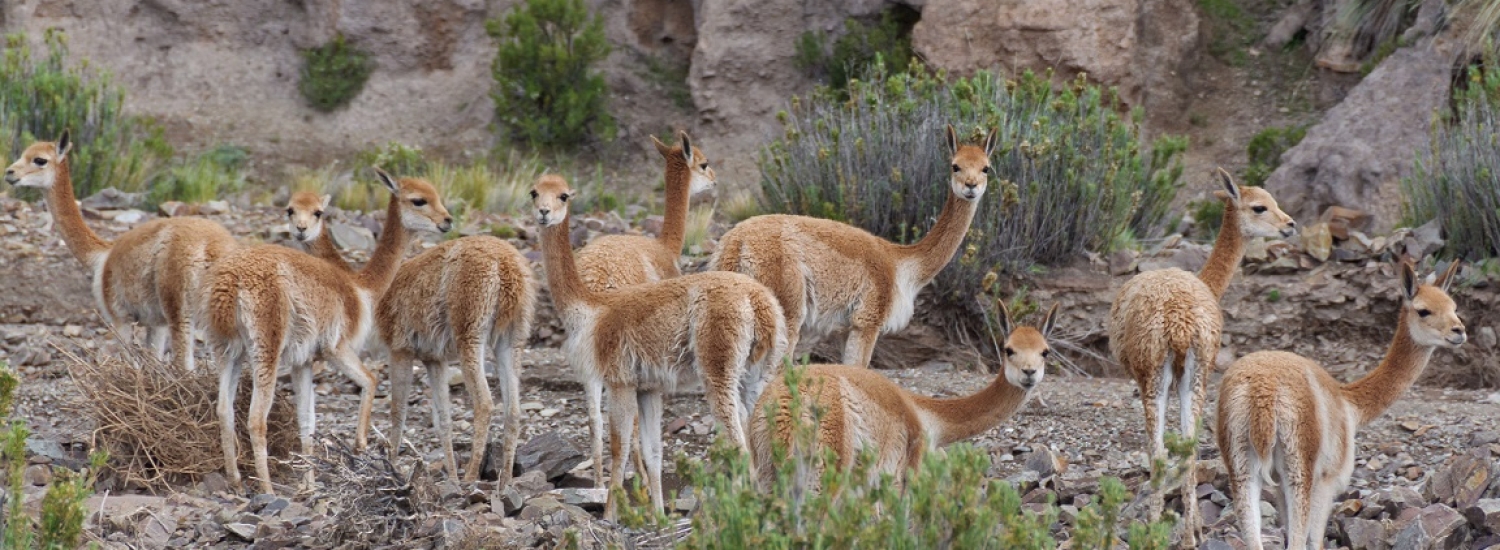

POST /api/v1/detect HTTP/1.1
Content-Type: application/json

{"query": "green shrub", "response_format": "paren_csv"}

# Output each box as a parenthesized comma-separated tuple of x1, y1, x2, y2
(147, 145, 248, 207)
(0, 362, 103, 549)
(298, 34, 374, 112)
(796, 8, 919, 92)
(657, 363, 1175, 549)
(486, 0, 615, 149)
(1404, 59, 1500, 259)
(759, 61, 1185, 311)
(1197, 0, 1255, 65)
(1, 30, 173, 199)
(1243, 124, 1307, 187)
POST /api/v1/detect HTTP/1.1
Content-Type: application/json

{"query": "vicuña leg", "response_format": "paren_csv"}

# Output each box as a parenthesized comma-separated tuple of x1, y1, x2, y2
(1231, 452, 1266, 550)
(387, 351, 416, 463)
(637, 389, 666, 512)
(1178, 349, 1202, 547)
(326, 345, 376, 452)
(292, 362, 317, 489)
(841, 324, 880, 368)
(585, 379, 606, 487)
(457, 338, 495, 481)
(604, 383, 640, 521)
(217, 351, 246, 490)
(247, 345, 280, 495)
(427, 359, 462, 478)
(492, 335, 522, 486)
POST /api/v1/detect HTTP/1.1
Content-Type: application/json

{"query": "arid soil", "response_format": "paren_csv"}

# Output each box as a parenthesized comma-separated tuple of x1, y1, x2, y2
(2, 195, 1499, 548)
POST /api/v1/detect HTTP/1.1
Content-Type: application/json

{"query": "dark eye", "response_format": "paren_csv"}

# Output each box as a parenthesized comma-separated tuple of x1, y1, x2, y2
(559, 193, 570, 202)
(33, 158, 47, 167)
(1004, 347, 1015, 357)
(411, 198, 427, 207)
(952, 164, 961, 173)
(700, 163, 709, 170)
(314, 210, 323, 218)
(286, 208, 294, 217)
(981, 166, 991, 174)
(1417, 309, 1432, 318)
(1251, 206, 1268, 214)
(529, 190, 539, 199)
(1041, 349, 1050, 358)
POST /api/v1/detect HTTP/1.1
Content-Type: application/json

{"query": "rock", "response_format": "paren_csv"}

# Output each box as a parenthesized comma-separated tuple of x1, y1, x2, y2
(518, 495, 589, 524)
(1107, 250, 1138, 276)
(1024, 447, 1067, 479)
(329, 223, 375, 252)
(24, 464, 51, 486)
(538, 407, 560, 418)
(1426, 450, 1492, 509)
(1265, 38, 1460, 233)
(1381, 486, 1428, 511)
(157, 201, 189, 217)
(1138, 246, 1211, 273)
(505, 432, 586, 481)
(1318, 205, 1372, 240)
(494, 487, 526, 516)
(511, 469, 554, 496)
(1393, 503, 1466, 550)
(549, 488, 607, 512)
(24, 438, 74, 468)
(1302, 223, 1333, 262)
(665, 417, 690, 434)
(1478, 327, 1497, 350)
(1464, 499, 1500, 533)
(113, 210, 146, 224)
(224, 523, 258, 541)
(1342, 516, 1391, 550)
(81, 187, 143, 211)
(138, 515, 175, 549)
(200, 472, 230, 494)
(200, 200, 231, 215)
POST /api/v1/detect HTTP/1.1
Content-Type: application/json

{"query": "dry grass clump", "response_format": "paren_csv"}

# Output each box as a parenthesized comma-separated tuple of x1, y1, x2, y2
(297, 438, 437, 545)
(63, 346, 298, 486)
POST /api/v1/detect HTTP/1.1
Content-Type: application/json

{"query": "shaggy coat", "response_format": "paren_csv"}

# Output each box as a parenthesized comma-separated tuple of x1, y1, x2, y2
(205, 170, 451, 494)
(377, 236, 536, 485)
(5, 132, 237, 372)
(1217, 262, 1465, 550)
(1107, 168, 1296, 544)
(712, 125, 995, 367)
(751, 302, 1056, 489)
(531, 174, 786, 519)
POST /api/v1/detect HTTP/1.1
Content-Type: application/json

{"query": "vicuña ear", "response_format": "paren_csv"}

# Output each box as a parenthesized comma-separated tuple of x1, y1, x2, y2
(983, 126, 999, 157)
(319, 194, 333, 210)
(1215, 167, 1240, 203)
(650, 134, 671, 158)
(56, 129, 72, 161)
(946, 124, 959, 156)
(1400, 261, 1419, 302)
(679, 131, 694, 164)
(373, 167, 399, 194)
(995, 298, 1013, 339)
(1040, 303, 1060, 339)
(1436, 260, 1462, 292)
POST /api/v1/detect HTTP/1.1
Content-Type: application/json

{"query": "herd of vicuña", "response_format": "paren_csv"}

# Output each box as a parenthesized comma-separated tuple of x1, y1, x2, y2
(3, 125, 1466, 549)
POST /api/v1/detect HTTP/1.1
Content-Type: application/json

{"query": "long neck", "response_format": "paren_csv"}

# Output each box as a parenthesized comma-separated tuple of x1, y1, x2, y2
(1341, 314, 1435, 426)
(909, 374, 1032, 446)
(45, 159, 111, 265)
(898, 192, 978, 283)
(354, 197, 410, 292)
(539, 219, 595, 309)
(1197, 199, 1244, 300)
(306, 227, 354, 273)
(656, 157, 690, 254)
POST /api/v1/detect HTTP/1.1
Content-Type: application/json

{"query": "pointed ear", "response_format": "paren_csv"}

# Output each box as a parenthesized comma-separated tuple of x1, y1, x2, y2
(319, 194, 333, 210)
(1436, 260, 1462, 292)
(946, 124, 959, 156)
(1040, 303, 1060, 339)
(1400, 261, 1420, 302)
(1215, 167, 1241, 203)
(679, 131, 694, 164)
(650, 134, 672, 158)
(995, 298, 1013, 339)
(372, 167, 399, 194)
(56, 129, 72, 160)
(983, 126, 999, 157)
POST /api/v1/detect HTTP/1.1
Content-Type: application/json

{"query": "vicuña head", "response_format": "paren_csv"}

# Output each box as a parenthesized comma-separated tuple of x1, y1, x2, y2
(373, 167, 454, 234)
(651, 130, 716, 196)
(946, 124, 996, 202)
(1212, 167, 1296, 239)
(5, 130, 71, 188)
(530, 174, 572, 227)
(995, 300, 1056, 392)
(1405, 261, 1467, 348)
(286, 191, 332, 243)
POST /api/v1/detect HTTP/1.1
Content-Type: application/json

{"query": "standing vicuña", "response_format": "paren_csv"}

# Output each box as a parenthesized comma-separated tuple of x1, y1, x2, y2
(750, 301, 1056, 488)
(530, 174, 786, 519)
(284, 191, 352, 272)
(206, 169, 452, 494)
(1107, 168, 1295, 544)
(712, 125, 994, 367)
(6, 131, 236, 372)
(378, 235, 536, 485)
(1217, 262, 1465, 550)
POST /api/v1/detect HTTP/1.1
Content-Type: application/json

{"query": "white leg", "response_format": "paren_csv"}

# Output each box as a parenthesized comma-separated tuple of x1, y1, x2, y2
(1178, 350, 1198, 440)
(149, 325, 170, 360)
(217, 351, 244, 491)
(427, 360, 459, 478)
(292, 362, 316, 488)
(325, 346, 376, 452)
(586, 379, 605, 488)
(492, 336, 522, 486)
(1306, 479, 1338, 550)
(1153, 356, 1173, 457)
(1236, 454, 1266, 550)
(637, 390, 666, 513)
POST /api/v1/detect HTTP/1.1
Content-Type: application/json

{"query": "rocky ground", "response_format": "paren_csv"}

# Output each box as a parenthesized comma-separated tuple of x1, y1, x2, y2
(2, 193, 1500, 549)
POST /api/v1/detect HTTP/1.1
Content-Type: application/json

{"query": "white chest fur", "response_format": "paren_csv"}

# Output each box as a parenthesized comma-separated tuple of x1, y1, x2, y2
(883, 260, 922, 333)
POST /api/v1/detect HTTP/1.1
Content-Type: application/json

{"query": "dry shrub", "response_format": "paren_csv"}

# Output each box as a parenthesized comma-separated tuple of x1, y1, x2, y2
(297, 438, 437, 546)
(62, 346, 298, 486)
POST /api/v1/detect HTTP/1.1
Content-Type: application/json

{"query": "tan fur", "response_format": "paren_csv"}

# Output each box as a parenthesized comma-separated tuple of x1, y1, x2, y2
(575, 131, 714, 291)
(1217, 262, 1465, 550)
(530, 174, 787, 519)
(750, 303, 1057, 488)
(285, 191, 352, 272)
(1107, 169, 1295, 544)
(377, 236, 537, 485)
(5, 132, 237, 372)
(206, 169, 452, 494)
(712, 125, 996, 367)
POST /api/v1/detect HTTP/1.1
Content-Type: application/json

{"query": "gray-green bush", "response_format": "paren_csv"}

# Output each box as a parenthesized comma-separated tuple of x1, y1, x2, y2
(486, 0, 615, 149)
(298, 34, 374, 112)
(0, 362, 103, 549)
(1404, 61, 1500, 259)
(758, 61, 1186, 311)
(1, 30, 173, 199)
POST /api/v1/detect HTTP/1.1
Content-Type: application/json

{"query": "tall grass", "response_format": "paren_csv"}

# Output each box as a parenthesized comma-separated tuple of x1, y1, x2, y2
(324, 145, 548, 217)
(1404, 59, 1500, 259)
(1, 30, 172, 198)
(146, 145, 248, 207)
(759, 60, 1185, 309)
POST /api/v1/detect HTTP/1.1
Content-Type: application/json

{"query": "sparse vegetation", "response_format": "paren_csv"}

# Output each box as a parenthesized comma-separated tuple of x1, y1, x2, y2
(643, 56, 695, 110)
(1404, 57, 1500, 259)
(759, 60, 1186, 313)
(1243, 124, 1308, 187)
(1197, 0, 1256, 65)
(486, 0, 615, 149)
(146, 145, 249, 207)
(796, 8, 920, 92)
(1, 30, 173, 199)
(0, 361, 104, 549)
(298, 34, 375, 112)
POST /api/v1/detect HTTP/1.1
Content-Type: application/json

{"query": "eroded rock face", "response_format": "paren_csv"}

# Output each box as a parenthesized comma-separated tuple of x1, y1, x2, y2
(909, 0, 1200, 114)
